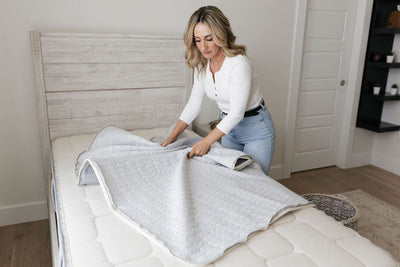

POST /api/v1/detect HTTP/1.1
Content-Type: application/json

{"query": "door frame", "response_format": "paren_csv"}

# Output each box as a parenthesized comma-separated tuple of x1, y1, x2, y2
(283, 0, 374, 178)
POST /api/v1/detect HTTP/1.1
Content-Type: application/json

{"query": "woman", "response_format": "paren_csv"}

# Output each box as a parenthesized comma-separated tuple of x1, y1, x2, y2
(161, 6, 275, 175)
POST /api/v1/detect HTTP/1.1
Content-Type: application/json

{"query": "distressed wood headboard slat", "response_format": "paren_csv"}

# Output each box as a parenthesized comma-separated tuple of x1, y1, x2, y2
(46, 87, 186, 139)
(46, 87, 185, 120)
(40, 35, 185, 64)
(43, 62, 186, 91)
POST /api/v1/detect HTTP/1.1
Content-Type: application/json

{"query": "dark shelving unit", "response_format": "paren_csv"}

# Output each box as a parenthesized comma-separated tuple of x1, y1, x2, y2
(356, 0, 400, 133)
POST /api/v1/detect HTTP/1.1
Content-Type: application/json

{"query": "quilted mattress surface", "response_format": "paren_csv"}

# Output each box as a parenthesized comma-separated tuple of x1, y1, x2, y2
(52, 127, 398, 267)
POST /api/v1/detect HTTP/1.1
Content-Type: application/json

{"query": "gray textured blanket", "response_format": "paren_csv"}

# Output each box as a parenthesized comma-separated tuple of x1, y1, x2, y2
(76, 126, 308, 264)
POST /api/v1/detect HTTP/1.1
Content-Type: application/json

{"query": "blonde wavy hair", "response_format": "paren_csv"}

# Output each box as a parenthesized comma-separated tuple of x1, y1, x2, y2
(183, 6, 247, 74)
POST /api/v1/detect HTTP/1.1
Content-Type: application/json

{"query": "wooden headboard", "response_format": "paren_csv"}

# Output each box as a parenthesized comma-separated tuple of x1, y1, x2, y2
(30, 31, 192, 189)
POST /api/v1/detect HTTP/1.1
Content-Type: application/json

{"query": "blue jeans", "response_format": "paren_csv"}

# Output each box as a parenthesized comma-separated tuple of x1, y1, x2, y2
(221, 105, 275, 175)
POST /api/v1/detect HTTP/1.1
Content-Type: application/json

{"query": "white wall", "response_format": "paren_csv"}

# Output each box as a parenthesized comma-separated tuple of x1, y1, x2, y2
(0, 0, 297, 225)
(353, 105, 400, 177)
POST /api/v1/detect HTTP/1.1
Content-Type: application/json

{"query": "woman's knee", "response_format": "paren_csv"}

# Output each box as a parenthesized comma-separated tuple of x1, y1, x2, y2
(244, 139, 275, 175)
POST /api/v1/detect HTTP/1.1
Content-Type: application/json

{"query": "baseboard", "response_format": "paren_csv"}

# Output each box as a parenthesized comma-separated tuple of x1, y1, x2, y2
(269, 164, 284, 180)
(346, 152, 372, 168)
(372, 152, 400, 176)
(0, 200, 48, 227)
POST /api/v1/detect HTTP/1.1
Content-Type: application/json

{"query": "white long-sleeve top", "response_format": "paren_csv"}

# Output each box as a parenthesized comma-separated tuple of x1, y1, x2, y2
(179, 54, 263, 134)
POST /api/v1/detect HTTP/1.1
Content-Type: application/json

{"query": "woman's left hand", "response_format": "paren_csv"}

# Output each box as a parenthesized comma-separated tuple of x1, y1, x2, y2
(187, 139, 211, 158)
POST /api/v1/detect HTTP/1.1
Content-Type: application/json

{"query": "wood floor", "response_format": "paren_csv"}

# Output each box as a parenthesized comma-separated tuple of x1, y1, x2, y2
(280, 165, 400, 209)
(0, 219, 51, 267)
(0, 164, 399, 267)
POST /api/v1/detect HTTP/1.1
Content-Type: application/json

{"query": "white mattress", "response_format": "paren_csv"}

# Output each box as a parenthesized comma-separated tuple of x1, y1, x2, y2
(52, 127, 399, 267)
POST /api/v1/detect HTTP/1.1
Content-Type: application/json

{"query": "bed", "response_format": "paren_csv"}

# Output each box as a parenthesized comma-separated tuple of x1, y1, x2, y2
(29, 31, 399, 267)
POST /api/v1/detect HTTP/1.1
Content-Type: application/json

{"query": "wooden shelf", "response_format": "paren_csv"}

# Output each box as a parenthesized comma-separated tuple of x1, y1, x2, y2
(357, 120, 400, 133)
(374, 28, 400, 34)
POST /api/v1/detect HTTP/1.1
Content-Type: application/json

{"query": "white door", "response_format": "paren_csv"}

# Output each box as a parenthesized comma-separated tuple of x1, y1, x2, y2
(292, 0, 358, 172)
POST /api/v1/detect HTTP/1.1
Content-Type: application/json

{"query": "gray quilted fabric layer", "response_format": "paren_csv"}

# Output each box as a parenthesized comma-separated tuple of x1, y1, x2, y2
(76, 126, 308, 264)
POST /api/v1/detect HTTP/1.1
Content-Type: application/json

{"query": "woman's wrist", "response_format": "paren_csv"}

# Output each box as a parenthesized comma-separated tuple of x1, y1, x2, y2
(202, 136, 213, 147)
(204, 127, 224, 146)
(167, 135, 177, 142)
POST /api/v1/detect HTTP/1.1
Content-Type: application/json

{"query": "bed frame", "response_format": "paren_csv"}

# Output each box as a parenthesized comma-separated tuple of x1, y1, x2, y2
(30, 32, 400, 267)
(29, 31, 192, 266)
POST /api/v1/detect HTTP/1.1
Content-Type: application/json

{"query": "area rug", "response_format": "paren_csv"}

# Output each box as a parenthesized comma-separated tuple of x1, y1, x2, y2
(341, 189, 400, 262)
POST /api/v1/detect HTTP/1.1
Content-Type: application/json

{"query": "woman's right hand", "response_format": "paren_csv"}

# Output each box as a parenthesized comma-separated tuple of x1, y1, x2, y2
(161, 136, 176, 147)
